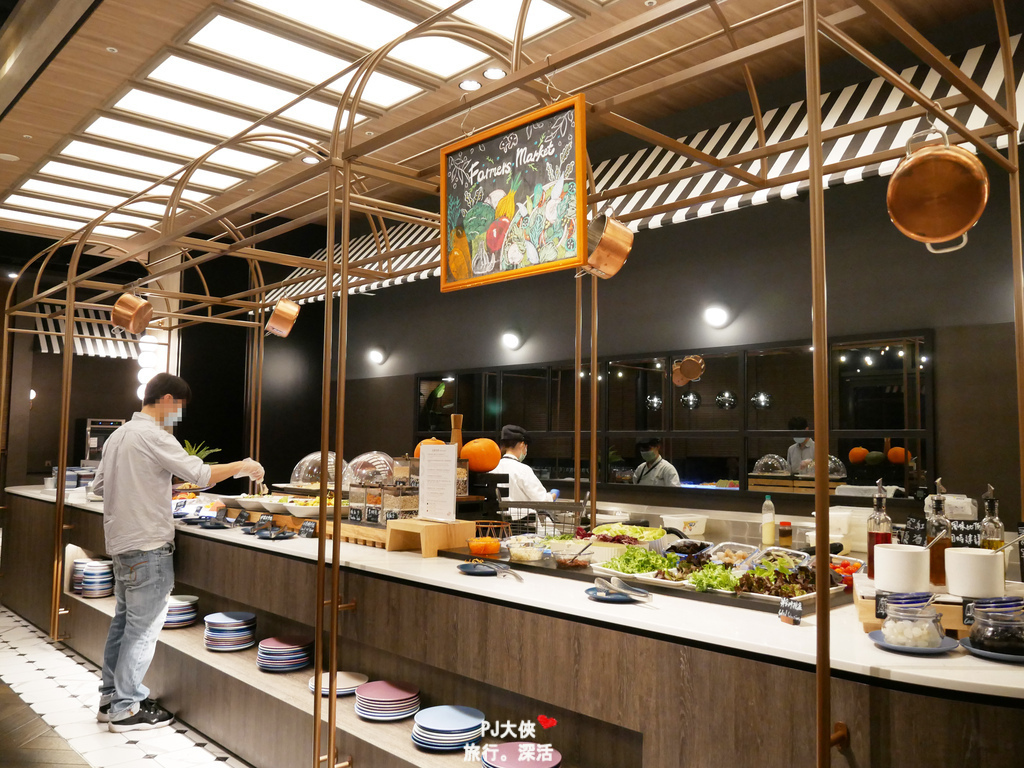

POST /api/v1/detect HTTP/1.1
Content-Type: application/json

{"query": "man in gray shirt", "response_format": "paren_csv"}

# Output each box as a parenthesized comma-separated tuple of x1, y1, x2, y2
(92, 373, 264, 732)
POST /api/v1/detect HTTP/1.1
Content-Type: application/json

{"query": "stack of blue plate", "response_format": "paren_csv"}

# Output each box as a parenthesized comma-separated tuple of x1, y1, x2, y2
(203, 612, 256, 652)
(163, 595, 198, 629)
(411, 705, 484, 751)
(308, 671, 368, 696)
(71, 558, 91, 594)
(81, 561, 114, 598)
(354, 680, 419, 721)
(257, 636, 313, 672)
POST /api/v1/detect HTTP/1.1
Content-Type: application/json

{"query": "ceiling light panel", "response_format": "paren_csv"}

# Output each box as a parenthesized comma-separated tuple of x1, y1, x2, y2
(59, 140, 242, 190)
(114, 90, 304, 154)
(418, 0, 571, 40)
(189, 16, 421, 109)
(85, 117, 277, 173)
(40, 162, 210, 202)
(20, 179, 128, 208)
(3, 195, 156, 228)
(0, 208, 135, 238)
(242, 0, 488, 78)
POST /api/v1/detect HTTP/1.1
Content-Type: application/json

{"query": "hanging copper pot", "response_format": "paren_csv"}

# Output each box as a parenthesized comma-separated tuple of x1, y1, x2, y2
(111, 294, 153, 335)
(886, 127, 989, 253)
(583, 214, 633, 278)
(265, 298, 300, 337)
(672, 355, 705, 387)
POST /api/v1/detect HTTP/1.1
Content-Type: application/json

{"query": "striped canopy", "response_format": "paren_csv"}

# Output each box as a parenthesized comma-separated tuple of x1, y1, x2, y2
(35, 304, 140, 358)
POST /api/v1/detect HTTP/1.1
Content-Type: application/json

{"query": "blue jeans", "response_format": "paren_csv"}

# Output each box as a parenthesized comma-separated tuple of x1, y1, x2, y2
(99, 543, 174, 720)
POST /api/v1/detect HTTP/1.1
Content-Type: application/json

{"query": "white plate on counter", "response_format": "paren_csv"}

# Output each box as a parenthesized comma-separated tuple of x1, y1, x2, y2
(590, 565, 657, 580)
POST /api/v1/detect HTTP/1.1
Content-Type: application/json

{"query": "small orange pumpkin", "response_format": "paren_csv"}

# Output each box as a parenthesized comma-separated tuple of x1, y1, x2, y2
(887, 446, 910, 464)
(460, 438, 502, 472)
(414, 437, 445, 458)
(848, 447, 869, 465)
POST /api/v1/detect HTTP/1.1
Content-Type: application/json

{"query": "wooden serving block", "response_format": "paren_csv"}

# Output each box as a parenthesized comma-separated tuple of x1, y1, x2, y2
(385, 519, 477, 557)
(748, 474, 794, 493)
(853, 580, 971, 638)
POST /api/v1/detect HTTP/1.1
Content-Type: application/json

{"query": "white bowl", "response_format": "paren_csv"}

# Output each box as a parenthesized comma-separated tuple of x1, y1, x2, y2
(873, 543, 929, 593)
(236, 498, 266, 512)
(945, 548, 1005, 598)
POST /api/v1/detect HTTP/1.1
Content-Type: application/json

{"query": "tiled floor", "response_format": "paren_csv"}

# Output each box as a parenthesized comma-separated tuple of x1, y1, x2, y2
(0, 607, 255, 768)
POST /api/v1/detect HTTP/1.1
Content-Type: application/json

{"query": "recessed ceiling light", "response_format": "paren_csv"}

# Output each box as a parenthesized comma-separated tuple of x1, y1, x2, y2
(301, 155, 319, 165)
(7, 272, 18, 279)
(459, 80, 482, 92)
(483, 68, 507, 80)
(703, 302, 731, 328)
(645, 0, 657, 6)
(365, 131, 374, 136)
(0, 153, 20, 162)
(22, 134, 32, 140)
(106, 47, 119, 53)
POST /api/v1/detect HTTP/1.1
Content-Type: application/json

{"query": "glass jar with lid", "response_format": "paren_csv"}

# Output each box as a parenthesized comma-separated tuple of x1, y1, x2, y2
(348, 484, 366, 523)
(383, 486, 418, 522)
(970, 605, 1024, 656)
(880, 605, 945, 648)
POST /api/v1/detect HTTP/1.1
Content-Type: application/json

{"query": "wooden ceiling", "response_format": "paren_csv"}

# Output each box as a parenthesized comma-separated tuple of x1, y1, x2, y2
(0, 0, 1000, 254)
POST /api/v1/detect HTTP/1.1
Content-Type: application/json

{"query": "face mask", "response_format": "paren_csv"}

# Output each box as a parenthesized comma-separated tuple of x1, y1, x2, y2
(519, 449, 528, 462)
(163, 407, 183, 427)
(794, 437, 805, 445)
(641, 450, 657, 463)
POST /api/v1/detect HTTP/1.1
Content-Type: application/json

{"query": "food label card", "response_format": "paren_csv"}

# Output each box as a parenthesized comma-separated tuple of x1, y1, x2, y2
(903, 516, 927, 547)
(298, 521, 317, 538)
(875, 591, 890, 619)
(950, 519, 981, 548)
(418, 444, 458, 522)
(778, 597, 803, 625)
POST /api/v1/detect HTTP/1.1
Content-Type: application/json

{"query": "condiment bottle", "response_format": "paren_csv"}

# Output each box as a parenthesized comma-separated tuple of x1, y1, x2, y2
(867, 479, 893, 580)
(980, 484, 1005, 551)
(778, 520, 792, 548)
(926, 478, 952, 586)
(761, 495, 775, 546)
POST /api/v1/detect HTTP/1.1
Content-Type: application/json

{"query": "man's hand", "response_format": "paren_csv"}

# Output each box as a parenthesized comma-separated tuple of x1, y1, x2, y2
(233, 458, 265, 482)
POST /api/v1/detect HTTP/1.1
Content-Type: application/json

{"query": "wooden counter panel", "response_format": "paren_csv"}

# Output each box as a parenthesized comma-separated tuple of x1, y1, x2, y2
(64, 504, 106, 555)
(174, 534, 317, 626)
(1, 494, 56, 631)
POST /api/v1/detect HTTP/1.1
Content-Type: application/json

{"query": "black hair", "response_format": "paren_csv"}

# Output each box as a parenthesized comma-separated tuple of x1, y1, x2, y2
(788, 416, 808, 430)
(143, 373, 192, 406)
(499, 424, 529, 452)
(636, 437, 661, 451)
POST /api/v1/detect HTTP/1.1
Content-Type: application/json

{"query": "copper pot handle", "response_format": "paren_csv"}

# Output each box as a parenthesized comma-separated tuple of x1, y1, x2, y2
(905, 124, 948, 156)
(926, 233, 968, 254)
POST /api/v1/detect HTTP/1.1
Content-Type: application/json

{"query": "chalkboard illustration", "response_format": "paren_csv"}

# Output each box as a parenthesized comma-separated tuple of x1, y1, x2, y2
(440, 95, 587, 292)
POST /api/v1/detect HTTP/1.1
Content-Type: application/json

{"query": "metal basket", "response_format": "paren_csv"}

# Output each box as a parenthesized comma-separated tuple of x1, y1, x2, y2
(495, 488, 587, 537)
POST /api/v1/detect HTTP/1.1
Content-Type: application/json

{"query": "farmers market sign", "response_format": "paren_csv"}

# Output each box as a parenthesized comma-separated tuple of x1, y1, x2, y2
(440, 94, 587, 292)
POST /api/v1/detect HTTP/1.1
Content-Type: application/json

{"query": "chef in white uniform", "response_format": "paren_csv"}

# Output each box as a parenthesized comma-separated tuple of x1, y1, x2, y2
(632, 438, 680, 486)
(492, 425, 558, 519)
(786, 416, 815, 473)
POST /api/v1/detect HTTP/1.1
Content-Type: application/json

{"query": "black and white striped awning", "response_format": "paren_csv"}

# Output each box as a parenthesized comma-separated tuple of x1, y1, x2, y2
(268, 35, 1023, 300)
(35, 304, 140, 358)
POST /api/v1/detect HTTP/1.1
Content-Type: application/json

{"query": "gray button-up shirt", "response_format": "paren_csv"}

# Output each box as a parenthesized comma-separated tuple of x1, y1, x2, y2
(93, 412, 212, 555)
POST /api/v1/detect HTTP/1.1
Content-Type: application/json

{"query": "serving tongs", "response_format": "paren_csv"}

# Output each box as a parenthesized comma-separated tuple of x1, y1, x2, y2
(469, 559, 524, 582)
(594, 577, 652, 602)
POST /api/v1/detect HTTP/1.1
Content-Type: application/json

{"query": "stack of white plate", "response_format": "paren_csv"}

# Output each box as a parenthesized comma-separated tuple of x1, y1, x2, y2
(411, 705, 484, 751)
(81, 561, 113, 598)
(71, 558, 92, 594)
(203, 611, 256, 652)
(163, 595, 198, 629)
(482, 743, 562, 767)
(354, 680, 419, 721)
(308, 671, 368, 697)
(256, 636, 313, 672)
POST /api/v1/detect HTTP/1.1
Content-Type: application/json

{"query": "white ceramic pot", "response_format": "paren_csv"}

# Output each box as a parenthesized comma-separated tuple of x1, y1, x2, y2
(874, 543, 929, 593)
(944, 548, 1005, 598)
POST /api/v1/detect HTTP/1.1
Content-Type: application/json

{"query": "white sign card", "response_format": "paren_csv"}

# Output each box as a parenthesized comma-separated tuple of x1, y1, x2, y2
(418, 444, 458, 522)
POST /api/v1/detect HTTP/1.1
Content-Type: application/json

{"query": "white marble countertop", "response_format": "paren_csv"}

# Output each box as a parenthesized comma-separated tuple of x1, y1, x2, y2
(8, 484, 1024, 701)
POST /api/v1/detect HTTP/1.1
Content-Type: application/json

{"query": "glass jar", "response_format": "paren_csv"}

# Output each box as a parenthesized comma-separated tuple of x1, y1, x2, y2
(364, 485, 383, 525)
(348, 484, 366, 523)
(926, 496, 951, 586)
(393, 456, 413, 486)
(382, 486, 418, 522)
(970, 606, 1024, 656)
(867, 489, 893, 579)
(880, 605, 945, 648)
(456, 458, 469, 497)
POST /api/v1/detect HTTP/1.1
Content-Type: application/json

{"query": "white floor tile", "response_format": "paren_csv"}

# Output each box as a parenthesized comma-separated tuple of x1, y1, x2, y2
(30, 695, 88, 715)
(17, 684, 70, 703)
(113, 762, 175, 768)
(76, 693, 102, 708)
(56, 720, 111, 739)
(10, 677, 62, 693)
(65, 680, 102, 697)
(153, 747, 218, 767)
(79, 744, 147, 767)
(134, 732, 197, 755)
(1, 666, 52, 683)
(43, 706, 97, 726)
(128, 725, 179, 741)
(68, 730, 129, 753)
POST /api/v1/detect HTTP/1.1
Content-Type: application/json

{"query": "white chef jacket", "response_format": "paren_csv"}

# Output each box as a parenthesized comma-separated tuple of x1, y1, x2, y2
(632, 457, 680, 487)
(93, 412, 212, 555)
(492, 454, 555, 519)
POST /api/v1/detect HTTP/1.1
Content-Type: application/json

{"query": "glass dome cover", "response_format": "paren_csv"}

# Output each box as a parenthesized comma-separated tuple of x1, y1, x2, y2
(290, 451, 344, 487)
(802, 455, 848, 478)
(347, 451, 395, 486)
(753, 454, 790, 475)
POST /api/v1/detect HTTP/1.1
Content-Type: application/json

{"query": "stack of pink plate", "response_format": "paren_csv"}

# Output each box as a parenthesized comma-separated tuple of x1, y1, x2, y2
(354, 680, 419, 721)
(482, 743, 562, 767)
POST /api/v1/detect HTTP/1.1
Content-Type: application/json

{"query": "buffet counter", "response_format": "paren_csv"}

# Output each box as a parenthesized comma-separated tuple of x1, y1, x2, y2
(3, 485, 1024, 768)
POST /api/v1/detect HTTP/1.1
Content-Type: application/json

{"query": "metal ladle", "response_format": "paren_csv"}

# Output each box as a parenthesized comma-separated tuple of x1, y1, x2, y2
(924, 529, 948, 549)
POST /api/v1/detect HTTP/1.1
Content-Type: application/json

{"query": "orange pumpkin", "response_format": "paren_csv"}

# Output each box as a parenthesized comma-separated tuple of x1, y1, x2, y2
(414, 437, 445, 458)
(887, 446, 910, 464)
(848, 447, 869, 465)
(460, 438, 502, 472)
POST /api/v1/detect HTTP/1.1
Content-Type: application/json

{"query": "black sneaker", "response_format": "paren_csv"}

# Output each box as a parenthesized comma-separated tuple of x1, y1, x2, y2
(108, 702, 174, 732)
(97, 697, 161, 723)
